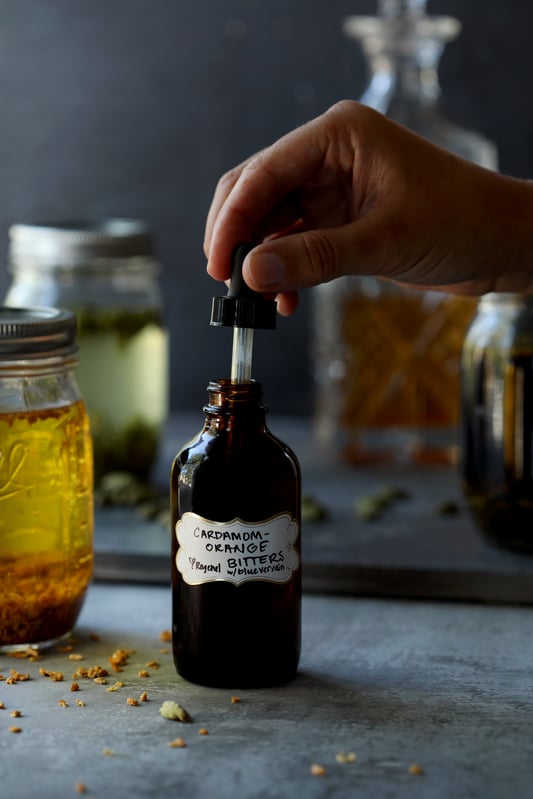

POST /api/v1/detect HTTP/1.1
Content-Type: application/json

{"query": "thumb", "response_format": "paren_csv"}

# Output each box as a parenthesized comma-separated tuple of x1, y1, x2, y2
(243, 229, 358, 294)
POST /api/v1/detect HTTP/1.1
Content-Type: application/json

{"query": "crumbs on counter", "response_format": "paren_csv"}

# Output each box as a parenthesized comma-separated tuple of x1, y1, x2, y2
(336, 751, 357, 764)
(310, 763, 327, 777)
(168, 737, 187, 748)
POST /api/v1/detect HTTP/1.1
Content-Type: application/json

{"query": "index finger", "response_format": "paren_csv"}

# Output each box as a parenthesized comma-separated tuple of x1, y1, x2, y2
(204, 113, 328, 282)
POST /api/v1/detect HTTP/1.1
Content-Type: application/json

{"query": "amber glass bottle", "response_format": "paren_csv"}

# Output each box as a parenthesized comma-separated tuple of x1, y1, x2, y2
(171, 379, 301, 688)
(461, 294, 533, 552)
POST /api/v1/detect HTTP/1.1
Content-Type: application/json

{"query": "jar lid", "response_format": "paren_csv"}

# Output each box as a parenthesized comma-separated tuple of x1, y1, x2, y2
(8, 219, 154, 262)
(0, 307, 78, 359)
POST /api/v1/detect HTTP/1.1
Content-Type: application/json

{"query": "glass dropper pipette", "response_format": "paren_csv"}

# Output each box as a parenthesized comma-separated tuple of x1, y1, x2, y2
(210, 244, 277, 379)
(231, 325, 254, 382)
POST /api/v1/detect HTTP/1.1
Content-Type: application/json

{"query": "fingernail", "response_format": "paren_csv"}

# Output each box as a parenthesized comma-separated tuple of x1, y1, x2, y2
(247, 252, 285, 289)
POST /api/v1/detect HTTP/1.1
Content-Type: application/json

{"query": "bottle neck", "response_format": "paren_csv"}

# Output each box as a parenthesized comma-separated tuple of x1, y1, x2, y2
(367, 51, 441, 107)
(345, 14, 459, 113)
(204, 379, 267, 429)
(379, 0, 427, 18)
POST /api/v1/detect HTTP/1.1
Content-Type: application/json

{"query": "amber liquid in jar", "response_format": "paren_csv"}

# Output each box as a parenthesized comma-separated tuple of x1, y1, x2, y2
(462, 350, 533, 551)
(0, 400, 93, 649)
(171, 380, 301, 688)
(334, 289, 477, 463)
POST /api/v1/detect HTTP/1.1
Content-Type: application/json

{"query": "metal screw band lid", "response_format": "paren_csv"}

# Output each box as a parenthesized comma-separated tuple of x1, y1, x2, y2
(8, 219, 154, 262)
(0, 307, 78, 359)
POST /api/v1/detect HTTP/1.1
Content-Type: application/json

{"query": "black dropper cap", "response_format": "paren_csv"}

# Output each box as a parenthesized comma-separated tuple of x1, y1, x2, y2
(210, 243, 277, 330)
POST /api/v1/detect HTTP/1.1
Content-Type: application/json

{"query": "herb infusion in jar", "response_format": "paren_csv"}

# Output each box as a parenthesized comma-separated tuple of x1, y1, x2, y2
(171, 246, 301, 687)
(5, 220, 168, 483)
(0, 307, 93, 651)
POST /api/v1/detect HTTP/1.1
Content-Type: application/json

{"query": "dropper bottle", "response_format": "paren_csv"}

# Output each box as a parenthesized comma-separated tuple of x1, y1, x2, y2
(170, 245, 301, 688)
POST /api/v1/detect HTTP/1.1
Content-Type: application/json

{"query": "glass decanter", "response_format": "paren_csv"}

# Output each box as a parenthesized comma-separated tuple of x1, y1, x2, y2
(343, 0, 497, 167)
(312, 0, 498, 466)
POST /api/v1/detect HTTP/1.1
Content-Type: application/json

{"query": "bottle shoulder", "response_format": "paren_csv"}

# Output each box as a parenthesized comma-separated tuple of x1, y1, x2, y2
(172, 424, 300, 473)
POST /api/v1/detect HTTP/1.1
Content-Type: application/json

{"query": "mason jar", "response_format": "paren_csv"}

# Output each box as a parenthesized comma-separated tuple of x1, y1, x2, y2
(461, 293, 533, 552)
(0, 306, 93, 651)
(5, 220, 169, 484)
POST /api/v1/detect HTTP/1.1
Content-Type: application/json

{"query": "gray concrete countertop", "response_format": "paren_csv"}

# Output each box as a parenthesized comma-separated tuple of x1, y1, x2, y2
(2, 583, 533, 799)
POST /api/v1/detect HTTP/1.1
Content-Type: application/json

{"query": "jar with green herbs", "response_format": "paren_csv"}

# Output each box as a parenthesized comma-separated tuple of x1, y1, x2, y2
(4, 220, 169, 484)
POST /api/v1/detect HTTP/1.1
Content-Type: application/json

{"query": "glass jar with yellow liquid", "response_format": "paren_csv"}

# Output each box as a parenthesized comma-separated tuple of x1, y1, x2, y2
(0, 307, 93, 651)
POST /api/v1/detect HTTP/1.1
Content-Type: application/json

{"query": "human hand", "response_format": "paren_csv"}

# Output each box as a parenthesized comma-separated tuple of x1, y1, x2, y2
(205, 100, 533, 314)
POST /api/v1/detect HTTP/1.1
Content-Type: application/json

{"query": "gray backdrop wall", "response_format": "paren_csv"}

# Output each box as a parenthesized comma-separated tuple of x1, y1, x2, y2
(0, 0, 531, 415)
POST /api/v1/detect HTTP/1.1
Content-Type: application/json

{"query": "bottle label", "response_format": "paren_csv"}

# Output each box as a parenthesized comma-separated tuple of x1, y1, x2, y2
(175, 511, 299, 587)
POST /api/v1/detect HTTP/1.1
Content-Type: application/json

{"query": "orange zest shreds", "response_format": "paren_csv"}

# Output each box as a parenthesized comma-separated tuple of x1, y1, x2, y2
(160, 630, 171, 643)
(168, 738, 186, 748)
(72, 665, 108, 680)
(39, 668, 64, 682)
(310, 764, 327, 777)
(127, 697, 139, 706)
(108, 649, 134, 667)
(106, 681, 125, 692)
(6, 669, 31, 683)
(9, 726, 22, 733)
(0, 551, 91, 648)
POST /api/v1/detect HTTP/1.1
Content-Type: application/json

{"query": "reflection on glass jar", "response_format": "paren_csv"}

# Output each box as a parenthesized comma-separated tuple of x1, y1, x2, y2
(0, 307, 93, 651)
(4, 220, 169, 484)
(313, 277, 477, 464)
(461, 294, 533, 552)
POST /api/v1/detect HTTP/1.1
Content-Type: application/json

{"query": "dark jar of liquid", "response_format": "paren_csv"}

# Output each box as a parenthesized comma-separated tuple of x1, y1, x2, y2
(461, 294, 533, 552)
(171, 379, 301, 688)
